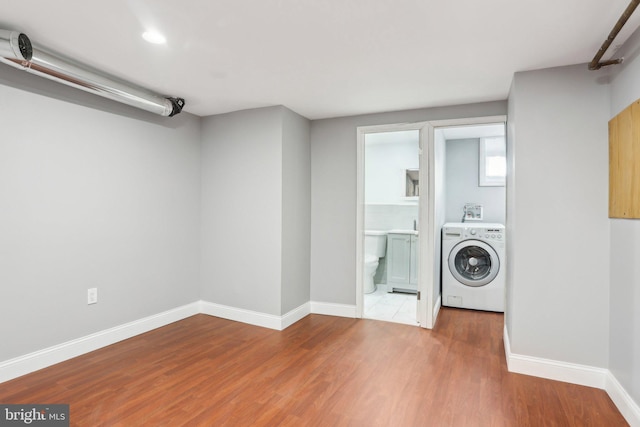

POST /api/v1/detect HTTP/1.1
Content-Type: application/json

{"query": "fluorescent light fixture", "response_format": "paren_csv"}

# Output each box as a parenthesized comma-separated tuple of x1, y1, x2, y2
(142, 30, 166, 44)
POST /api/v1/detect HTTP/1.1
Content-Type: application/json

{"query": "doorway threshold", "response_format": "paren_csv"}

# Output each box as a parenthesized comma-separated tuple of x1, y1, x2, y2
(363, 284, 419, 326)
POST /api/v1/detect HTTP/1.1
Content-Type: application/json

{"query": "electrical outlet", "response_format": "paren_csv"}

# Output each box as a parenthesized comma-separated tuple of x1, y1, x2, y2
(87, 288, 98, 305)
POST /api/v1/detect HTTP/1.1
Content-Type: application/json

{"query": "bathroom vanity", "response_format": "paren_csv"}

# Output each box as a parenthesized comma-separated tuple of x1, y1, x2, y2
(385, 230, 418, 293)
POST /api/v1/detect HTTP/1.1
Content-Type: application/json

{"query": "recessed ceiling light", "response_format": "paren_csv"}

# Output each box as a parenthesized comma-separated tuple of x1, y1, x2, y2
(142, 31, 166, 45)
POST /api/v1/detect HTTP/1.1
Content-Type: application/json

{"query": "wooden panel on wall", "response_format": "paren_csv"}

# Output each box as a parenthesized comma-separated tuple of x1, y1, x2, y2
(609, 99, 640, 218)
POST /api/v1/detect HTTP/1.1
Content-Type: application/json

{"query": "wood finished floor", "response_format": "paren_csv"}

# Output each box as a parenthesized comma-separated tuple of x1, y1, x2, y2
(0, 308, 627, 426)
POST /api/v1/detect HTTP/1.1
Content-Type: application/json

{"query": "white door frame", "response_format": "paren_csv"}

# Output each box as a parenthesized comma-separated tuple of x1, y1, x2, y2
(356, 115, 507, 329)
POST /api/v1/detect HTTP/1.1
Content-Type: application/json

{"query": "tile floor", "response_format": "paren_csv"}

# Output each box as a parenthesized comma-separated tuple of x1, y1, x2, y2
(364, 284, 418, 326)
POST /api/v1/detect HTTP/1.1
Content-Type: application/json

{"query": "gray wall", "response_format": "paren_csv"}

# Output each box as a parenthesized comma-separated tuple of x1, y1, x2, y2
(200, 107, 284, 316)
(281, 108, 311, 314)
(200, 106, 311, 316)
(0, 66, 202, 361)
(310, 101, 507, 305)
(445, 138, 506, 224)
(608, 27, 640, 405)
(506, 64, 610, 367)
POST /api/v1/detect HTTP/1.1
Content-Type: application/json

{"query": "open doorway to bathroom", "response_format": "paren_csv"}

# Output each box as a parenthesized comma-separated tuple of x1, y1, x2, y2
(359, 128, 421, 326)
(357, 116, 507, 329)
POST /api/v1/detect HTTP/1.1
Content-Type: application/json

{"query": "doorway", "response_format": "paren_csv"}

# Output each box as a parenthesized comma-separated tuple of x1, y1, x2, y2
(356, 122, 431, 328)
(356, 116, 507, 329)
(361, 129, 420, 325)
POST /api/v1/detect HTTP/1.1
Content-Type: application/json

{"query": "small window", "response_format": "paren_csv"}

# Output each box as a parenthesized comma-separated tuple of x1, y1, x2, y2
(479, 136, 506, 186)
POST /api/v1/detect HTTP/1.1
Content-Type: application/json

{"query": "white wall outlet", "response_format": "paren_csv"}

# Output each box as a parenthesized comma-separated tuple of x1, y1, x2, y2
(87, 288, 98, 305)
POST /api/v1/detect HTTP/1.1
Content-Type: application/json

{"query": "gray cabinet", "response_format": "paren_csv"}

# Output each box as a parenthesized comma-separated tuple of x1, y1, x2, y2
(386, 232, 418, 293)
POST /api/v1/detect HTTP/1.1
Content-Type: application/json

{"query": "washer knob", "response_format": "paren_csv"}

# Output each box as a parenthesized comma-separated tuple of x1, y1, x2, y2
(470, 229, 477, 235)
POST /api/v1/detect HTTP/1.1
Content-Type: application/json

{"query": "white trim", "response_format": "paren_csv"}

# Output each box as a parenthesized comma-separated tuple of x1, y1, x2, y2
(281, 302, 311, 330)
(0, 299, 329, 384)
(200, 301, 283, 330)
(355, 128, 365, 318)
(504, 326, 640, 426)
(605, 371, 640, 427)
(503, 323, 512, 370)
(420, 123, 434, 328)
(0, 302, 200, 384)
(428, 115, 508, 129)
(199, 301, 310, 331)
(310, 301, 357, 318)
(503, 325, 606, 388)
(432, 294, 442, 326)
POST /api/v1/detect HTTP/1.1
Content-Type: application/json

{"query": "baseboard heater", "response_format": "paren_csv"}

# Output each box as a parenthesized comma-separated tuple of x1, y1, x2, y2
(0, 29, 185, 117)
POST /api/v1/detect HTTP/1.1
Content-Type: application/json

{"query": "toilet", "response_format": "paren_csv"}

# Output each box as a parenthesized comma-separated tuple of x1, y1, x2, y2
(364, 231, 387, 294)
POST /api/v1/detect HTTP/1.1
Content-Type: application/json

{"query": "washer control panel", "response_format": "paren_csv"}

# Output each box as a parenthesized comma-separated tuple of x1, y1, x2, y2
(462, 226, 504, 242)
(442, 223, 505, 243)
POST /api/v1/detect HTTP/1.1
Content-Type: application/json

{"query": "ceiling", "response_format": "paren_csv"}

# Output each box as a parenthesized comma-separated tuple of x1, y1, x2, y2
(1, 1, 639, 120)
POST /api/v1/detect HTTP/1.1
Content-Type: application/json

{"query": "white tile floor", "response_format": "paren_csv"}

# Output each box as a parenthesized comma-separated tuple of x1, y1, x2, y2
(364, 284, 418, 326)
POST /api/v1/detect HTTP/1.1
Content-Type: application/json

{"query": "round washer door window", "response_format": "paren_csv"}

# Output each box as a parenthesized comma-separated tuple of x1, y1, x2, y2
(448, 240, 500, 287)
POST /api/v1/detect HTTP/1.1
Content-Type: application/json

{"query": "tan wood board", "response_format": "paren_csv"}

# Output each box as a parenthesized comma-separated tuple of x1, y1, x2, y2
(609, 99, 640, 218)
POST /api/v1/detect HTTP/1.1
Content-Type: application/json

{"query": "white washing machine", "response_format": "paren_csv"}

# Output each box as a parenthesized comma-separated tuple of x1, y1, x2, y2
(441, 222, 505, 312)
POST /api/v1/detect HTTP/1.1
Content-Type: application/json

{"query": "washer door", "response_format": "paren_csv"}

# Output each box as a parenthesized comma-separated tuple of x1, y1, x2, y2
(448, 240, 500, 287)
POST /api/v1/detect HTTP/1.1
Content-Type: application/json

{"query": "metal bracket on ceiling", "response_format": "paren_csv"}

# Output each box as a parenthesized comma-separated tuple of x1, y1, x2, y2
(589, 0, 640, 70)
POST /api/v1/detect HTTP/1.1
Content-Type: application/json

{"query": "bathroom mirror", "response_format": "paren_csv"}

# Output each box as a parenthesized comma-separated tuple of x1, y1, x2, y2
(405, 169, 419, 197)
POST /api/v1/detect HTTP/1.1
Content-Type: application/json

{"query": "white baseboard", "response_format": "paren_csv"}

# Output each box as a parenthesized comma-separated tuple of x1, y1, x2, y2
(503, 326, 640, 427)
(503, 324, 512, 369)
(310, 301, 356, 318)
(432, 295, 442, 326)
(0, 302, 200, 384)
(282, 302, 311, 330)
(199, 300, 311, 331)
(605, 371, 640, 427)
(1, 298, 355, 384)
(6, 300, 637, 426)
(502, 325, 607, 388)
(199, 301, 283, 330)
